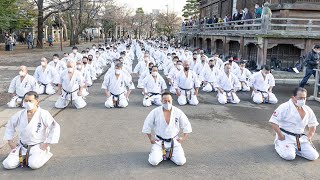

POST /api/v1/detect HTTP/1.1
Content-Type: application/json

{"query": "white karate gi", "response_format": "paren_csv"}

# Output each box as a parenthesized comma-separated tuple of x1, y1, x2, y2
(269, 100, 319, 161)
(7, 74, 39, 108)
(175, 70, 201, 106)
(167, 68, 182, 94)
(142, 74, 167, 107)
(48, 60, 66, 75)
(235, 68, 252, 91)
(200, 66, 219, 92)
(69, 52, 83, 62)
(55, 70, 87, 109)
(215, 72, 241, 104)
(193, 62, 209, 76)
(134, 61, 151, 88)
(142, 106, 192, 166)
(250, 71, 278, 104)
(3, 107, 60, 169)
(102, 72, 135, 108)
(34, 66, 59, 95)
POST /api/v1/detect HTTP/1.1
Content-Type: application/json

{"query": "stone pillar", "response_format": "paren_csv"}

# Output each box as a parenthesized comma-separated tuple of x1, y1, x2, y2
(211, 38, 216, 54)
(239, 36, 244, 59)
(223, 36, 229, 56)
(257, 37, 268, 69)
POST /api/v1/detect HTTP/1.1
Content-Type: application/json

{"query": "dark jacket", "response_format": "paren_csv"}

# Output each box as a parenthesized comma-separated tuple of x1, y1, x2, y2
(305, 49, 319, 69)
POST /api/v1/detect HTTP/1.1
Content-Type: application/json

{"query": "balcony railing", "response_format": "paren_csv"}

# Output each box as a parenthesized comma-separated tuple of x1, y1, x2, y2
(181, 16, 320, 37)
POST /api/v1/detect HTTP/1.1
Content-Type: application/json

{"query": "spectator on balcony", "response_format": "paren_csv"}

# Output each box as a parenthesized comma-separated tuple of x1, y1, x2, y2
(233, 9, 243, 24)
(213, 15, 218, 24)
(255, 4, 262, 18)
(207, 17, 213, 27)
(243, 8, 253, 24)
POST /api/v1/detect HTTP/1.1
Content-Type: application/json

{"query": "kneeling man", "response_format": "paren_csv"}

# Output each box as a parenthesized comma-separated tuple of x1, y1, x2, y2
(142, 92, 192, 166)
(269, 87, 318, 161)
(3, 91, 60, 169)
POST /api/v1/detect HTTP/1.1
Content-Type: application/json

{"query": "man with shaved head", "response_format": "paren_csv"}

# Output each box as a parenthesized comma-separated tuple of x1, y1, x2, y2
(175, 60, 201, 106)
(34, 57, 59, 95)
(7, 66, 39, 107)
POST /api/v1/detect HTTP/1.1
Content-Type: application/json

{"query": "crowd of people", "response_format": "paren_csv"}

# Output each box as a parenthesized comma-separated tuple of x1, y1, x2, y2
(182, 3, 271, 28)
(2, 38, 319, 169)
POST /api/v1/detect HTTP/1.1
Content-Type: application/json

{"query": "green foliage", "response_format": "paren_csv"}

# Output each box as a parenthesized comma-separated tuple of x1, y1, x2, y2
(0, 0, 36, 30)
(182, 0, 200, 18)
(136, 7, 144, 15)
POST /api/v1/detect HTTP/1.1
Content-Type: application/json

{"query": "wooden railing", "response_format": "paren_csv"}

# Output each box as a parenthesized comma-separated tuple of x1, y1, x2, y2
(181, 16, 320, 37)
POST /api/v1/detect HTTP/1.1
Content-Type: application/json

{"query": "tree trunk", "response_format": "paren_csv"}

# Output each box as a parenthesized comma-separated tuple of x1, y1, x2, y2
(36, 0, 44, 48)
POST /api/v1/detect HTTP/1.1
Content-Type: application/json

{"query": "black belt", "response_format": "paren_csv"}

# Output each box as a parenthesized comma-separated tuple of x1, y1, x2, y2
(63, 88, 79, 105)
(156, 135, 174, 160)
(280, 128, 306, 151)
(40, 83, 48, 94)
(145, 93, 160, 100)
(19, 141, 41, 168)
(179, 87, 192, 102)
(257, 90, 269, 103)
(111, 92, 125, 107)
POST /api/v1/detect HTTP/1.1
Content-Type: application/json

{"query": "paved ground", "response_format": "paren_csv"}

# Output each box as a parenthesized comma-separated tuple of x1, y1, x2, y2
(0, 43, 320, 179)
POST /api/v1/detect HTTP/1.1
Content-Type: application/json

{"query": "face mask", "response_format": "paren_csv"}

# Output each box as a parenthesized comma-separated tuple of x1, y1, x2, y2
(296, 99, 305, 107)
(92, 46, 96, 49)
(177, 65, 182, 70)
(24, 102, 35, 111)
(210, 65, 214, 68)
(83, 62, 88, 65)
(193, 57, 197, 60)
(151, 72, 158, 77)
(67, 68, 73, 73)
(184, 67, 189, 71)
(88, 58, 93, 62)
(225, 69, 231, 73)
(53, 58, 59, 63)
(73, 50, 77, 53)
(41, 62, 46, 66)
(115, 69, 121, 75)
(76, 65, 82, 70)
(201, 60, 206, 63)
(149, 67, 152, 71)
(162, 103, 172, 110)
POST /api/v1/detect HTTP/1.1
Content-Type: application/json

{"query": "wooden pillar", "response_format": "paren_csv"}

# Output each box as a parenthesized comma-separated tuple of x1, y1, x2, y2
(257, 37, 268, 69)
(239, 36, 244, 59)
(211, 38, 216, 54)
(223, 36, 229, 56)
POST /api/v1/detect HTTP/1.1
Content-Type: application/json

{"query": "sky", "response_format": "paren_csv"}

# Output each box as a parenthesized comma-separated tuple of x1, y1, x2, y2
(116, 0, 187, 16)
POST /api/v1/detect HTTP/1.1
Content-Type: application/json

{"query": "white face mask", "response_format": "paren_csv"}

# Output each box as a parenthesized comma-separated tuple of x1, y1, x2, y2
(19, 71, 25, 76)
(76, 65, 82, 70)
(115, 69, 121, 75)
(67, 68, 74, 73)
(41, 62, 46, 66)
(24, 102, 35, 111)
(73, 50, 77, 53)
(92, 46, 96, 50)
(53, 58, 59, 63)
(162, 103, 172, 110)
(177, 65, 182, 70)
(151, 72, 158, 77)
(296, 99, 306, 107)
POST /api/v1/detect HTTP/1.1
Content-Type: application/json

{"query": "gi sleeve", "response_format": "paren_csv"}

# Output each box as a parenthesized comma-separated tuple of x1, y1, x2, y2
(31, 77, 39, 92)
(125, 75, 135, 90)
(249, 73, 256, 88)
(179, 110, 192, 133)
(8, 77, 17, 94)
(161, 78, 167, 91)
(43, 111, 60, 144)
(4, 112, 20, 141)
(142, 110, 155, 134)
(307, 107, 319, 128)
(101, 75, 110, 90)
(193, 72, 201, 88)
(269, 104, 286, 125)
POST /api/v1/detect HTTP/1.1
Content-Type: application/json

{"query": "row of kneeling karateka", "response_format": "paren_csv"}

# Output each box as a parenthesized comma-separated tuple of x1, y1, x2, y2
(2, 87, 318, 170)
(7, 42, 278, 110)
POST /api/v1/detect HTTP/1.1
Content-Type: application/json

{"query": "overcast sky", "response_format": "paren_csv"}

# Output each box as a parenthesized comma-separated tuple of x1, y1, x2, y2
(116, 0, 187, 16)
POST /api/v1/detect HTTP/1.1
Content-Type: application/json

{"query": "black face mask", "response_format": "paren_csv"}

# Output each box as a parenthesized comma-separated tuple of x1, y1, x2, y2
(149, 67, 152, 71)
(184, 67, 189, 71)
(88, 58, 93, 61)
(193, 57, 197, 60)
(210, 65, 214, 68)
(83, 62, 88, 65)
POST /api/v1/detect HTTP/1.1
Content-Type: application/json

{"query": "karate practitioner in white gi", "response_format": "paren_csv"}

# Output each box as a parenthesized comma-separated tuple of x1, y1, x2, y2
(7, 66, 39, 108)
(102, 62, 135, 108)
(142, 92, 192, 166)
(200, 59, 219, 92)
(215, 63, 241, 104)
(168, 60, 183, 94)
(48, 54, 67, 75)
(142, 66, 167, 107)
(235, 61, 252, 92)
(3, 91, 60, 169)
(175, 61, 201, 106)
(34, 57, 59, 95)
(250, 65, 278, 104)
(55, 61, 87, 109)
(269, 87, 319, 161)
